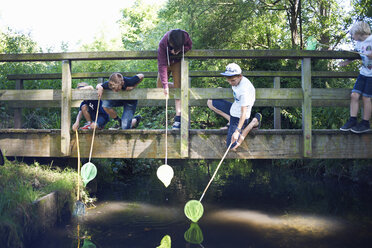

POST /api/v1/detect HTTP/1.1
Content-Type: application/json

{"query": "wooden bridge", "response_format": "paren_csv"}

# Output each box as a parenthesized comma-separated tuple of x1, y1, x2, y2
(0, 50, 371, 159)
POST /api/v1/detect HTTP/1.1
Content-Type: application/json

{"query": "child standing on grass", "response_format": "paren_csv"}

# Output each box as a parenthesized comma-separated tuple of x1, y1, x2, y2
(72, 82, 109, 131)
(340, 21, 372, 133)
(96, 72, 144, 130)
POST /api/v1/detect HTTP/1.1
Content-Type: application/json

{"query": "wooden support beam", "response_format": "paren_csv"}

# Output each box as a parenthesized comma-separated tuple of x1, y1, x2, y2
(0, 50, 359, 62)
(273, 77, 281, 129)
(302, 58, 312, 158)
(1, 129, 371, 159)
(1, 88, 353, 108)
(61, 60, 72, 156)
(7, 70, 359, 81)
(181, 60, 190, 158)
(14, 79, 23, 128)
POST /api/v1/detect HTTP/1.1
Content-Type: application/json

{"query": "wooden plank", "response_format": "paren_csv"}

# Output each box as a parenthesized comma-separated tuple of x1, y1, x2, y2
(7, 70, 358, 81)
(0, 130, 61, 157)
(61, 60, 72, 156)
(0, 50, 359, 62)
(302, 58, 312, 157)
(1, 129, 371, 159)
(1, 88, 352, 108)
(14, 79, 23, 128)
(180, 60, 189, 158)
(273, 77, 281, 129)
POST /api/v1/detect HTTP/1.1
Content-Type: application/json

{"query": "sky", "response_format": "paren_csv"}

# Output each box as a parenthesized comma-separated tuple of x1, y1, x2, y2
(0, 0, 165, 52)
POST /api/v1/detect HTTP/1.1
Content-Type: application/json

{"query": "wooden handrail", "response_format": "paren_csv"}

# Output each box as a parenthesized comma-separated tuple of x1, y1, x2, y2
(7, 70, 358, 80)
(0, 49, 359, 62)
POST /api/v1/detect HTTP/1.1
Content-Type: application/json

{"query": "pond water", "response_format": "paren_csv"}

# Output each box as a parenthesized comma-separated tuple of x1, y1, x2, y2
(32, 160, 372, 248)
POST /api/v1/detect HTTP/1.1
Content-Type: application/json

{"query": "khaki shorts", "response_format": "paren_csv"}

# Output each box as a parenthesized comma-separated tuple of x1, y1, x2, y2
(157, 61, 181, 88)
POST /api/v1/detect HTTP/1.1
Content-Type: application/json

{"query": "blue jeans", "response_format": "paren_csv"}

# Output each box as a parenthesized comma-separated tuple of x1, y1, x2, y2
(102, 100, 138, 129)
(352, 74, 372, 97)
(211, 99, 250, 149)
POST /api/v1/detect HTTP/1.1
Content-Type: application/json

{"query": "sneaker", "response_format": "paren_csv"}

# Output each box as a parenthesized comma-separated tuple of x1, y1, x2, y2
(253, 113, 262, 129)
(109, 121, 121, 130)
(132, 115, 142, 129)
(172, 121, 181, 130)
(80, 122, 92, 130)
(340, 118, 357, 131)
(172, 116, 181, 130)
(351, 121, 370, 134)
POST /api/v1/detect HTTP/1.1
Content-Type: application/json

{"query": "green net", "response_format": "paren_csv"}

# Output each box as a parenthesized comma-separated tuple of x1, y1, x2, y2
(306, 36, 318, 50)
(156, 164, 174, 188)
(81, 240, 96, 248)
(81, 162, 97, 186)
(184, 222, 204, 245)
(184, 200, 204, 222)
(73, 200, 86, 217)
(157, 235, 171, 248)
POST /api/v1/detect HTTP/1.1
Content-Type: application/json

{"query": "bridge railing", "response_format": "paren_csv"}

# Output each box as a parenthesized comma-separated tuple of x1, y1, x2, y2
(0, 50, 360, 158)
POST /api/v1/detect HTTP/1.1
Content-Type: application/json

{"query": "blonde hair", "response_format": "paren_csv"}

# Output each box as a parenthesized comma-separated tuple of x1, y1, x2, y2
(350, 21, 371, 36)
(108, 73, 124, 89)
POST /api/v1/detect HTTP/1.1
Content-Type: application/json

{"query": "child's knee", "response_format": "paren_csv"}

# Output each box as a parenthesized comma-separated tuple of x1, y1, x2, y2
(81, 104, 88, 111)
(351, 92, 360, 100)
(207, 99, 213, 109)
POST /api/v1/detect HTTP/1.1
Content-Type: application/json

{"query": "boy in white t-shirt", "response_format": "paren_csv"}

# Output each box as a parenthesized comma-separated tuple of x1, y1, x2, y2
(207, 63, 262, 150)
(339, 21, 372, 133)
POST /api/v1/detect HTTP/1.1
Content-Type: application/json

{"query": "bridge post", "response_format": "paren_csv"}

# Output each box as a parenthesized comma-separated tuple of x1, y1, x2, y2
(14, 79, 23, 128)
(301, 58, 312, 158)
(61, 60, 72, 156)
(181, 59, 189, 158)
(97, 77, 104, 85)
(273, 76, 281, 129)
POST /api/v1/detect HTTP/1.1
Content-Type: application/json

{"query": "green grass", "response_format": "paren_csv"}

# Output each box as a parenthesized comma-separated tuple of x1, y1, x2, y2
(0, 158, 87, 247)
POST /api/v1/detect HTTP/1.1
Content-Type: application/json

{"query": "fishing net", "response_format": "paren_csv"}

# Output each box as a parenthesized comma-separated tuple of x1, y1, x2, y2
(157, 235, 171, 248)
(81, 240, 96, 248)
(157, 96, 174, 188)
(157, 164, 174, 188)
(184, 222, 204, 245)
(305, 36, 318, 50)
(73, 200, 86, 217)
(184, 200, 204, 222)
(81, 162, 97, 186)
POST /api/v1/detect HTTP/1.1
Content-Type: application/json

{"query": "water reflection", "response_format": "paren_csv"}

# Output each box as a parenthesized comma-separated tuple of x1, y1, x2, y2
(207, 209, 344, 237)
(32, 160, 372, 248)
(157, 234, 171, 248)
(184, 222, 204, 245)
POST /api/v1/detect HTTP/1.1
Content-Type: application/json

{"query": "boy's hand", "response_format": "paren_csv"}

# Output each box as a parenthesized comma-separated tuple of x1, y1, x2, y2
(232, 130, 240, 143)
(164, 87, 169, 97)
(72, 122, 79, 131)
(96, 85, 103, 98)
(232, 136, 245, 151)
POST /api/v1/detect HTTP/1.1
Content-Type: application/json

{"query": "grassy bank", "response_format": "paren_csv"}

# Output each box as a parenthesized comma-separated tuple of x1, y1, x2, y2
(0, 158, 85, 248)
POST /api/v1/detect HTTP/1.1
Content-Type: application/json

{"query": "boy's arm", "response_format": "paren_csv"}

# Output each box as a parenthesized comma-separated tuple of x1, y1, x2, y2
(231, 106, 247, 144)
(125, 74, 144, 91)
(339, 59, 353, 67)
(72, 111, 83, 131)
(96, 83, 104, 98)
